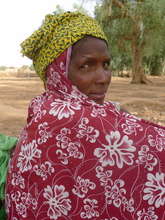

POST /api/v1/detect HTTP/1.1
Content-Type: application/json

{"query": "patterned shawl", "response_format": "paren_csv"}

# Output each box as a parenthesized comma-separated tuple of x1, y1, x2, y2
(5, 48, 165, 219)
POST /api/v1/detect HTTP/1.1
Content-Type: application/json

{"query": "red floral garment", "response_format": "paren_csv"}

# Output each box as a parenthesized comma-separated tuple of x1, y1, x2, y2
(6, 49, 165, 220)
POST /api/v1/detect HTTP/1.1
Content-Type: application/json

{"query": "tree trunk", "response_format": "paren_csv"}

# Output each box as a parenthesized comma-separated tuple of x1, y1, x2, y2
(131, 36, 151, 84)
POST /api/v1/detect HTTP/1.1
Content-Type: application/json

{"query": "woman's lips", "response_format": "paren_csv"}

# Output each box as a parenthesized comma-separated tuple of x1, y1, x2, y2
(88, 93, 106, 100)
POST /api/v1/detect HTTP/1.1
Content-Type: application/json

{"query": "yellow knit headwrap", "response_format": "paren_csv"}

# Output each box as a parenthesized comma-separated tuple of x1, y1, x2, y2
(20, 11, 107, 81)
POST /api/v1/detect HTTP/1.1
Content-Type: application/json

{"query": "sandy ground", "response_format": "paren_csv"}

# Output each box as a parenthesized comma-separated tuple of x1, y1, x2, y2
(0, 76, 164, 137)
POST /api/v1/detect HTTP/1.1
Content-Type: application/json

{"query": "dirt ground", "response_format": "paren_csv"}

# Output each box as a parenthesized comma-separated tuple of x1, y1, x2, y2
(0, 75, 164, 137)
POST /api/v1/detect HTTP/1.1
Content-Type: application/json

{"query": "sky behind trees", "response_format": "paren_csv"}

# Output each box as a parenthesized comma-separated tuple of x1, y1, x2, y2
(0, 0, 96, 67)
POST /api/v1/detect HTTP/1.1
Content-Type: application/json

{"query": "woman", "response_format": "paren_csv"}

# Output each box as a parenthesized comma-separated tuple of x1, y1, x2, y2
(5, 12, 165, 219)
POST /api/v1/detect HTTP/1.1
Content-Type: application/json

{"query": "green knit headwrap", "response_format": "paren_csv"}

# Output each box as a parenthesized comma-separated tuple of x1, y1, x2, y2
(20, 11, 107, 81)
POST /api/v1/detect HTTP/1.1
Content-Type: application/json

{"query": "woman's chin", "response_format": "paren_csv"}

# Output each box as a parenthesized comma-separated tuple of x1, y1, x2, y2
(92, 98, 104, 105)
(91, 96, 105, 105)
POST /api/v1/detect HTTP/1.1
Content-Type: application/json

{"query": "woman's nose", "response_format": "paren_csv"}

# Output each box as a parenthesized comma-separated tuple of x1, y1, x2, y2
(95, 66, 111, 84)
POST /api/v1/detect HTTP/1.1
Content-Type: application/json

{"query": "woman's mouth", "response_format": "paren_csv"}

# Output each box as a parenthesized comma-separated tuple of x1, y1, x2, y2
(88, 93, 106, 103)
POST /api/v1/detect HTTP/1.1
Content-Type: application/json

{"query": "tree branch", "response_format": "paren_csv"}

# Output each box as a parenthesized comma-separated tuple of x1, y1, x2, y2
(111, 0, 136, 22)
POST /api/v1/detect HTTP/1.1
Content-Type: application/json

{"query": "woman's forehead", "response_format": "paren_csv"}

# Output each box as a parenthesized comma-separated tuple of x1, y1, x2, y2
(72, 36, 109, 58)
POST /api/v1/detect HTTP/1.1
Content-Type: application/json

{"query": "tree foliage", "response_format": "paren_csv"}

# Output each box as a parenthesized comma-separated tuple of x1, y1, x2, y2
(95, 0, 165, 83)
(53, 3, 89, 15)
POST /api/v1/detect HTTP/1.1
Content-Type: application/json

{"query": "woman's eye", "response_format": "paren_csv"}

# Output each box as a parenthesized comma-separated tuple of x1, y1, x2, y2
(80, 64, 89, 69)
(104, 61, 110, 69)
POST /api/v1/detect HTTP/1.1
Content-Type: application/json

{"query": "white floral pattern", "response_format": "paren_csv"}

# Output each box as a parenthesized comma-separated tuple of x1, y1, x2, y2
(28, 96, 47, 125)
(105, 179, 126, 207)
(121, 113, 143, 135)
(137, 207, 158, 220)
(56, 127, 71, 148)
(56, 141, 83, 165)
(37, 122, 52, 144)
(33, 161, 55, 180)
(46, 67, 68, 92)
(154, 127, 165, 137)
(136, 145, 157, 171)
(148, 134, 165, 152)
(96, 166, 113, 186)
(91, 106, 107, 117)
(94, 131, 136, 168)
(17, 140, 41, 172)
(49, 99, 81, 120)
(76, 117, 100, 143)
(72, 176, 96, 198)
(43, 185, 71, 219)
(105, 179, 134, 212)
(143, 172, 165, 208)
(11, 172, 25, 189)
(56, 128, 83, 164)
(80, 198, 99, 219)
(10, 191, 37, 218)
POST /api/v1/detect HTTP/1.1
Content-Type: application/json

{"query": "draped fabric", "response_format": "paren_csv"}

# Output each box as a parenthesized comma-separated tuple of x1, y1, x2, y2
(6, 49, 165, 220)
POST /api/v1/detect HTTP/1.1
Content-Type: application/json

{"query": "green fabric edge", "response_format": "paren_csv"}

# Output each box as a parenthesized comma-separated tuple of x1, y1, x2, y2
(0, 134, 18, 200)
(0, 205, 7, 220)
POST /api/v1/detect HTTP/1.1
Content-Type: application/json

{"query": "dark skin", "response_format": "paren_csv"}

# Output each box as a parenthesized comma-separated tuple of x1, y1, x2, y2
(68, 36, 111, 105)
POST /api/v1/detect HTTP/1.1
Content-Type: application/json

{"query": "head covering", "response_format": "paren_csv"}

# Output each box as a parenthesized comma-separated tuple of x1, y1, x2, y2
(21, 11, 107, 81)
(6, 45, 165, 219)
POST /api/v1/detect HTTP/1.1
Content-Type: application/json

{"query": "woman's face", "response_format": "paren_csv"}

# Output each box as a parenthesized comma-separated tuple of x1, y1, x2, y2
(68, 37, 111, 105)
